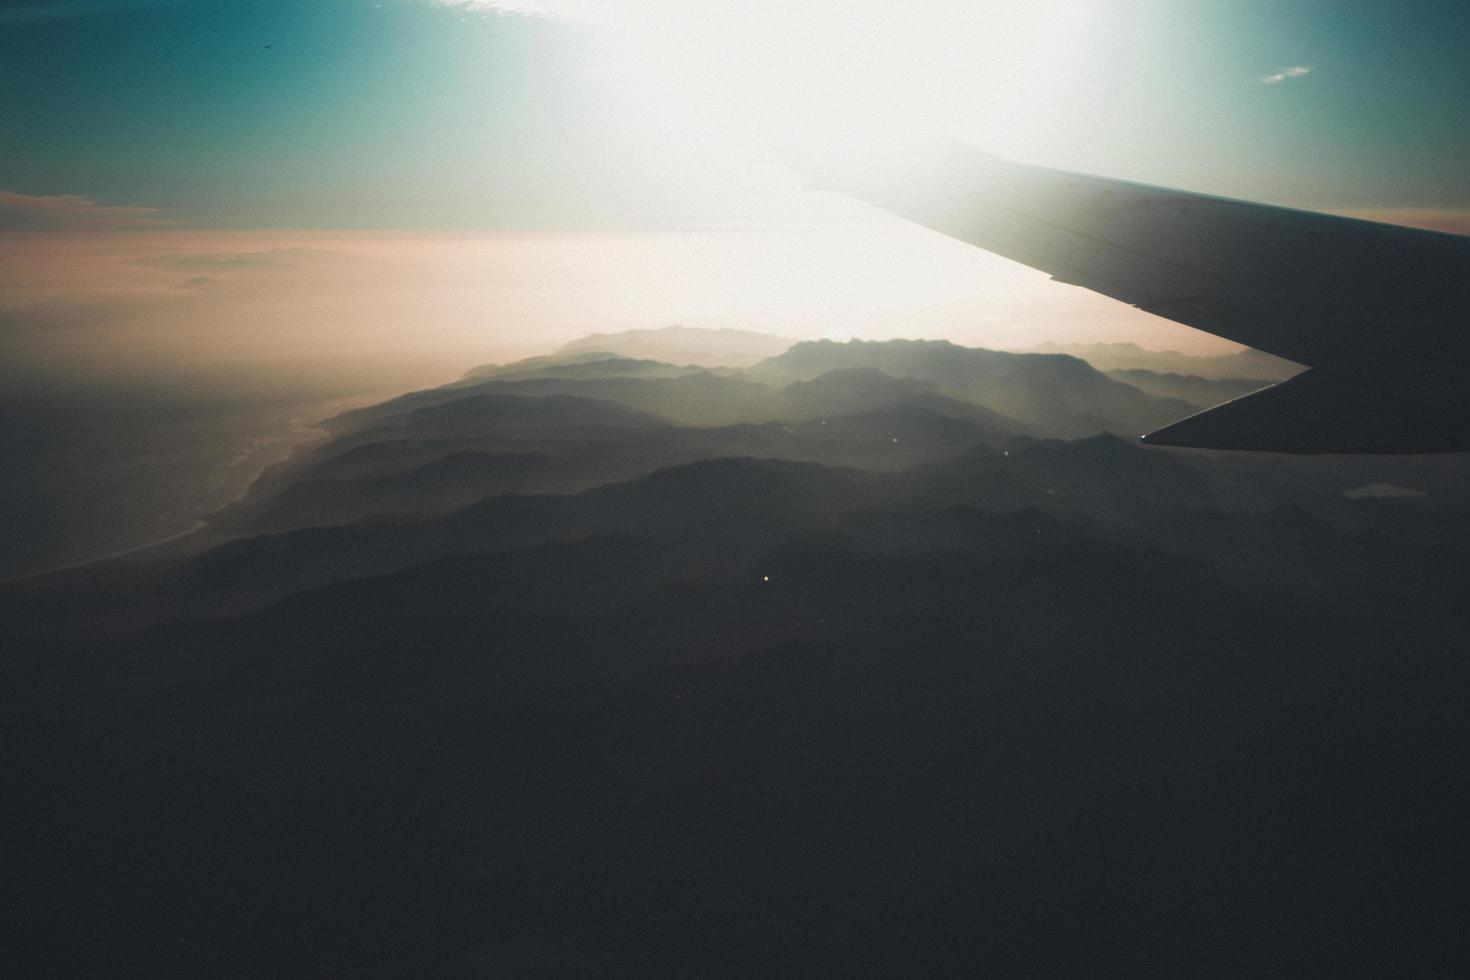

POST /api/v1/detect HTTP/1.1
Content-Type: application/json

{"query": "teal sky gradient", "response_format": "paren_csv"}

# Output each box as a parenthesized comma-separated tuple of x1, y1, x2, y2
(1, 0, 1466, 229)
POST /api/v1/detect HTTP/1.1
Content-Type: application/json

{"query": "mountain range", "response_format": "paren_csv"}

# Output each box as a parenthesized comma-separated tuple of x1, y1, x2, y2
(1027, 340, 1303, 380)
(6, 331, 1469, 975)
(556, 325, 796, 367)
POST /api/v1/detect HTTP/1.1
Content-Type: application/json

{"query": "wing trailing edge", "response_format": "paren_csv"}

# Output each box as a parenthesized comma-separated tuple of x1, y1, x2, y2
(1141, 369, 1470, 454)
(790, 135, 1470, 453)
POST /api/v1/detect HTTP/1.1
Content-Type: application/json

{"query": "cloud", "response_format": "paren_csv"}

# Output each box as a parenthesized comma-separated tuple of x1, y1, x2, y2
(1343, 209, 1470, 237)
(141, 249, 295, 270)
(132, 248, 351, 277)
(171, 276, 224, 292)
(425, 0, 598, 18)
(0, 190, 170, 230)
(1262, 65, 1312, 85)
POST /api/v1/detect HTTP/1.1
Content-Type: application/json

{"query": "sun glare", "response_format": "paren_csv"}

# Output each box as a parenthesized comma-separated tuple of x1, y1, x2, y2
(575, 0, 1113, 184)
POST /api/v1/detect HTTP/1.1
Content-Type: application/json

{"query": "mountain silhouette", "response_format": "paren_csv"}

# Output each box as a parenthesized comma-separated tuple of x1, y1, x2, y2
(460, 354, 709, 384)
(751, 339, 1197, 437)
(557, 325, 795, 367)
(1031, 340, 1302, 380)
(6, 334, 1470, 976)
(1103, 368, 1270, 408)
(775, 367, 1024, 430)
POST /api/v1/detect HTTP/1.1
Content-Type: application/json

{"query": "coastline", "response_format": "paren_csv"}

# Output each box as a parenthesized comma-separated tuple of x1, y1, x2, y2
(0, 388, 400, 583)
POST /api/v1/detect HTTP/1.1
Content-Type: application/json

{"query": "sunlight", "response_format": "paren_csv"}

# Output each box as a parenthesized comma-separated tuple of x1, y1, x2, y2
(575, 0, 1117, 174)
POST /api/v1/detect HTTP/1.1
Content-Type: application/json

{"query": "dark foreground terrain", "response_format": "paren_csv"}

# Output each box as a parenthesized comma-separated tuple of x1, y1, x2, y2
(6, 338, 1470, 975)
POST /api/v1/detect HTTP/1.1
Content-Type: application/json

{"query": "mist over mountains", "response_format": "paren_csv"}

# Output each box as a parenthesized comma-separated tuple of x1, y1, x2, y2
(555, 325, 795, 367)
(1027, 340, 1303, 381)
(7, 329, 1470, 975)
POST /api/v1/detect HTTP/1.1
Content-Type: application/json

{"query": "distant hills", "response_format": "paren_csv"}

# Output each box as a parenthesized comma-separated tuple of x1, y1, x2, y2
(556, 325, 797, 367)
(204, 338, 1211, 541)
(471, 329, 1304, 384)
(460, 353, 707, 384)
(1028, 340, 1303, 380)
(6, 328, 1470, 976)
(751, 339, 1198, 437)
(1103, 368, 1269, 408)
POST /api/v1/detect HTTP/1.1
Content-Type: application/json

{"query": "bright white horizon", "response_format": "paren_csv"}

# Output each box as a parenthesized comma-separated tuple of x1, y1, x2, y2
(2, 222, 1248, 391)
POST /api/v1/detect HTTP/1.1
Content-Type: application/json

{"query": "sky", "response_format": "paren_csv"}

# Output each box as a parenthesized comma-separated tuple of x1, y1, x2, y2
(1, 0, 1468, 370)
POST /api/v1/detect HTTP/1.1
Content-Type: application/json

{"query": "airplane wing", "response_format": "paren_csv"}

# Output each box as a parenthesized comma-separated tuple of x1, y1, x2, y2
(796, 138, 1470, 453)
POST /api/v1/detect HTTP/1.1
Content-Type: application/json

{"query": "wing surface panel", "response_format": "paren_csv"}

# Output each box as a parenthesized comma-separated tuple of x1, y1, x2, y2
(807, 140, 1470, 397)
